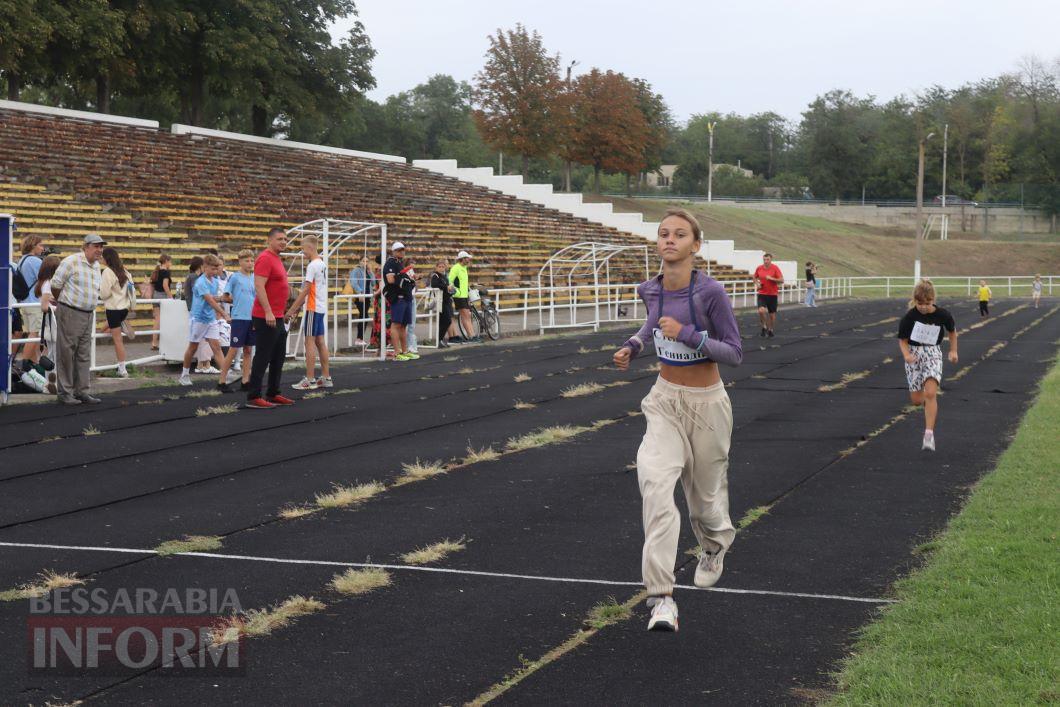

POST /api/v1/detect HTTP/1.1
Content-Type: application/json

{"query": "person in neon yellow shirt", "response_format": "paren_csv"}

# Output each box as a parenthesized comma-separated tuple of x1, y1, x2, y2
(977, 279, 991, 317)
(447, 251, 474, 342)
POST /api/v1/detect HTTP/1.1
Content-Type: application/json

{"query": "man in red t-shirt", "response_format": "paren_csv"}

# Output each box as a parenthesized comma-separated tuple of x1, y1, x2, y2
(753, 252, 784, 338)
(246, 227, 294, 408)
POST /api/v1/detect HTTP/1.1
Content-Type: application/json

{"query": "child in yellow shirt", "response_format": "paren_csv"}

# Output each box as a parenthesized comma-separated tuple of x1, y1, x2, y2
(977, 279, 991, 316)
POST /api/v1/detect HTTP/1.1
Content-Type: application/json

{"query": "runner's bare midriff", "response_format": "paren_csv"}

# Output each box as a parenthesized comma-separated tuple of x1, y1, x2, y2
(659, 360, 721, 387)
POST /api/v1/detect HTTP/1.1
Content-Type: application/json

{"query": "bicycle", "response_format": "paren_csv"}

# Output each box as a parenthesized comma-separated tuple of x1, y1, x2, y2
(457, 286, 501, 341)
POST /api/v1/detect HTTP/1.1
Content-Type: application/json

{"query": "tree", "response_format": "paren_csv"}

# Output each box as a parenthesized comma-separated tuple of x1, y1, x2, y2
(799, 89, 877, 204)
(568, 69, 649, 193)
(0, 0, 66, 100)
(472, 24, 563, 179)
(630, 78, 672, 191)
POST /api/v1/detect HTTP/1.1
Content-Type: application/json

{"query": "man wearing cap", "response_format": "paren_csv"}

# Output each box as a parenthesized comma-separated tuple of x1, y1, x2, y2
(383, 242, 415, 361)
(448, 251, 475, 343)
(50, 234, 105, 404)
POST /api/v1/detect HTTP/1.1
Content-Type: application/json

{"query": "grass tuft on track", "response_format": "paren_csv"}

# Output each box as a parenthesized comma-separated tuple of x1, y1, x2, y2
(737, 505, 771, 529)
(513, 399, 536, 410)
(185, 389, 221, 398)
(505, 425, 591, 452)
(561, 382, 605, 398)
(211, 595, 325, 644)
(829, 355, 1060, 706)
(0, 570, 84, 602)
(82, 425, 102, 436)
(401, 538, 467, 565)
(464, 445, 500, 464)
(329, 568, 391, 596)
(195, 403, 238, 417)
(314, 482, 385, 509)
(513, 372, 532, 383)
(584, 597, 632, 629)
(394, 459, 447, 486)
(278, 504, 318, 520)
(154, 535, 223, 556)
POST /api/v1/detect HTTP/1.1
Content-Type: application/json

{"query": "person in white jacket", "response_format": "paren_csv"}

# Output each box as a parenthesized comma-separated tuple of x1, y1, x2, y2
(100, 247, 137, 377)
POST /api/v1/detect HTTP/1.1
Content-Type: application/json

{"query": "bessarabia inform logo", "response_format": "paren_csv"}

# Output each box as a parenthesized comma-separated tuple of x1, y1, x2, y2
(26, 587, 245, 676)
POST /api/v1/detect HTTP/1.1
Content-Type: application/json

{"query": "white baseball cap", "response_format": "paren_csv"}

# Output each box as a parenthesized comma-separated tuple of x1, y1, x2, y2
(391, 241, 406, 252)
(457, 250, 472, 259)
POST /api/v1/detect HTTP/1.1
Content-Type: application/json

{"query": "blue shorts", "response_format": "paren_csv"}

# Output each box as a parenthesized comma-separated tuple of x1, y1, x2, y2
(389, 297, 413, 326)
(303, 311, 326, 337)
(230, 319, 256, 348)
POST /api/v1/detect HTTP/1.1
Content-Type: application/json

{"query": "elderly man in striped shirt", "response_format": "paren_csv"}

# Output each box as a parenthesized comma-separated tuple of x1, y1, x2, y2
(51, 234, 105, 404)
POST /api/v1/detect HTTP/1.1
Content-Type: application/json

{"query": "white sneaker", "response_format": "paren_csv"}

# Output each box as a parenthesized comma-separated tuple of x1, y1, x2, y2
(922, 431, 936, 451)
(233, 361, 242, 372)
(694, 547, 726, 588)
(204, 366, 221, 375)
(316, 376, 334, 388)
(646, 596, 678, 632)
(354, 338, 367, 347)
(116, 365, 129, 378)
(291, 377, 318, 390)
(120, 320, 136, 339)
(178, 374, 192, 386)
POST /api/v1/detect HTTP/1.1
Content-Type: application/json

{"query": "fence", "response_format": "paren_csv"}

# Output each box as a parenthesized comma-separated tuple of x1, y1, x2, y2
(6, 275, 1051, 379)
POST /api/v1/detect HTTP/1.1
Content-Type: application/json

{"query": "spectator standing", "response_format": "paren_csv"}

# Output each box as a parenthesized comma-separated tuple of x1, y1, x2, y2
(349, 256, 376, 346)
(183, 256, 215, 374)
(15, 235, 45, 365)
(431, 258, 454, 348)
(35, 255, 61, 362)
(100, 247, 137, 377)
(218, 249, 257, 392)
(448, 251, 474, 343)
(149, 253, 172, 350)
(246, 227, 294, 409)
(50, 234, 105, 404)
(804, 261, 818, 307)
(178, 254, 229, 386)
(383, 242, 414, 361)
(1032, 274, 1042, 308)
(286, 235, 332, 390)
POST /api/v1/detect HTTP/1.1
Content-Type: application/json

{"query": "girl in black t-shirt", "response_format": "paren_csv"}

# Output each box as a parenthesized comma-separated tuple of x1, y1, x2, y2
(896, 279, 958, 451)
(150, 254, 172, 350)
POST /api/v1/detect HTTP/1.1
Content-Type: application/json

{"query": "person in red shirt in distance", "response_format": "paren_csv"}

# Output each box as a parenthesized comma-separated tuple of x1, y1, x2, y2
(753, 252, 784, 338)
(246, 227, 295, 409)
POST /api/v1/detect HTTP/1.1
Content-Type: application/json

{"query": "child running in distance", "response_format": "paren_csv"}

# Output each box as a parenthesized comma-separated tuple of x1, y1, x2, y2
(1032, 274, 1042, 308)
(977, 279, 991, 317)
(897, 279, 958, 452)
(218, 250, 257, 392)
(613, 207, 743, 632)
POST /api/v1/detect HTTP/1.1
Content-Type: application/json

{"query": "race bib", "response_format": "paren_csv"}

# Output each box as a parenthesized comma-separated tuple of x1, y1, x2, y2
(910, 321, 941, 345)
(653, 328, 711, 366)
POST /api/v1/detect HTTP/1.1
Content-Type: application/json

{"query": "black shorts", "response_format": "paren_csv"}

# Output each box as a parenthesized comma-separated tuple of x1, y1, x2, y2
(106, 308, 129, 329)
(454, 297, 470, 311)
(756, 295, 778, 313)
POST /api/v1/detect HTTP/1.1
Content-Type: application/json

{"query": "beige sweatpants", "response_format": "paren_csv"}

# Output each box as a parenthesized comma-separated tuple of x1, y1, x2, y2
(637, 377, 735, 596)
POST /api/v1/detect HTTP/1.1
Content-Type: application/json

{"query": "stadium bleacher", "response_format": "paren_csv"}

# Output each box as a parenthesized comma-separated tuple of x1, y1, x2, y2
(0, 104, 751, 327)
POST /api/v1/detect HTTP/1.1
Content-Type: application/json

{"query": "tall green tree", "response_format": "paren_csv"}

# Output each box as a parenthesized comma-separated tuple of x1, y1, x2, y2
(799, 89, 877, 204)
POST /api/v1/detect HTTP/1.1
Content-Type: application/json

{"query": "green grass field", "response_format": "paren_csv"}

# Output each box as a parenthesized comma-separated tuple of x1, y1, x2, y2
(828, 355, 1060, 705)
(597, 196, 1060, 278)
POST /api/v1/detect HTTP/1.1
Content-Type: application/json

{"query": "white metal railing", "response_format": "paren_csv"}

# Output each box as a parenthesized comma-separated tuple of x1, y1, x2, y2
(8, 276, 1052, 379)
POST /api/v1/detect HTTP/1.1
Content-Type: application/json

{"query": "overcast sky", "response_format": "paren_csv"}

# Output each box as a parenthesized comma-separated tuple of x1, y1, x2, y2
(333, 0, 1059, 124)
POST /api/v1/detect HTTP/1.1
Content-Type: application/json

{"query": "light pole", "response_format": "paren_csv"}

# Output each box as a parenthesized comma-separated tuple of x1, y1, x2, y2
(706, 121, 717, 203)
(564, 59, 578, 193)
(941, 123, 948, 208)
(914, 131, 935, 283)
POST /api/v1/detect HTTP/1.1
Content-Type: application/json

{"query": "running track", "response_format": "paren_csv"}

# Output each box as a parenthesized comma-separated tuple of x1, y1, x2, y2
(0, 297, 1056, 705)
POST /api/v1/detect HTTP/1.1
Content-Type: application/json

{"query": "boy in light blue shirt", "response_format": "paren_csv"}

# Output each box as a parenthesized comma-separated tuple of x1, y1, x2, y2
(217, 249, 257, 392)
(180, 254, 229, 386)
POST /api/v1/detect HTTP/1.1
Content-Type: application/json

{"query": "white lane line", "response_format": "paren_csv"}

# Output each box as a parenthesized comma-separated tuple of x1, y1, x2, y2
(0, 541, 895, 605)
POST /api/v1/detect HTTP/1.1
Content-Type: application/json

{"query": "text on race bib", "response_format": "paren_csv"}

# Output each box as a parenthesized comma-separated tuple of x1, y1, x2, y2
(653, 328, 711, 366)
(910, 321, 941, 345)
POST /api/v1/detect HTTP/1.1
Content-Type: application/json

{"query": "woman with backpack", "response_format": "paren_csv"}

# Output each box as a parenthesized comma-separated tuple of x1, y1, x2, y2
(100, 247, 137, 377)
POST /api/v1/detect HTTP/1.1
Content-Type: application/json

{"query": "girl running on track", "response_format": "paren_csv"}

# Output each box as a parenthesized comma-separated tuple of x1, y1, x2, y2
(613, 208, 743, 632)
(897, 279, 958, 452)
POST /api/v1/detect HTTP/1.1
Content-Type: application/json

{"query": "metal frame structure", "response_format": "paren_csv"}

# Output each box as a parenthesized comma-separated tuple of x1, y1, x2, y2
(1, 214, 13, 403)
(283, 219, 388, 362)
(536, 242, 650, 335)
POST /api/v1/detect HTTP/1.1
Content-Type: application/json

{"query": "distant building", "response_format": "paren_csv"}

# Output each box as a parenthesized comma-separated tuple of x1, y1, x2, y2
(646, 163, 753, 189)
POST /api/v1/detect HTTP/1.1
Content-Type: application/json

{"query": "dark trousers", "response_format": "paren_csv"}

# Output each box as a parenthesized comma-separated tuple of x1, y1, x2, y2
(356, 297, 368, 339)
(979, 301, 989, 316)
(248, 317, 287, 400)
(438, 300, 453, 343)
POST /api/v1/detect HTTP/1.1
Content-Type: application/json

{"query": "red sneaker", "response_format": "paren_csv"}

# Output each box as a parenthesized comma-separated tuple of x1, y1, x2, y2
(245, 397, 276, 409)
(266, 394, 295, 406)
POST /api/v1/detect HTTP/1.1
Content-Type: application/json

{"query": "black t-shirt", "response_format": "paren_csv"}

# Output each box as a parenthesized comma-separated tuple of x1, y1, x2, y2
(805, 268, 815, 283)
(152, 268, 171, 293)
(382, 257, 403, 300)
(431, 271, 452, 304)
(897, 306, 955, 346)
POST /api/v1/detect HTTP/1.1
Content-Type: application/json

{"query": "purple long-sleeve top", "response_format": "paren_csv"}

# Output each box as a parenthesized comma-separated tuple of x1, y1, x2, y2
(622, 271, 743, 367)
